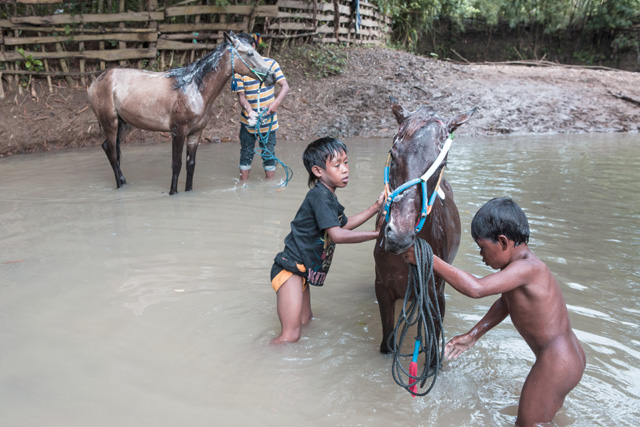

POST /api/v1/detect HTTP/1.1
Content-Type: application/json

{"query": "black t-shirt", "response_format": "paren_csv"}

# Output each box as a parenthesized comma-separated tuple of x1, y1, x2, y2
(276, 183, 347, 286)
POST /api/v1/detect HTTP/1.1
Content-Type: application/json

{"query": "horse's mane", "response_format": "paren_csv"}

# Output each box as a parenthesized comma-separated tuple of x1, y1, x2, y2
(396, 107, 438, 142)
(166, 40, 231, 91)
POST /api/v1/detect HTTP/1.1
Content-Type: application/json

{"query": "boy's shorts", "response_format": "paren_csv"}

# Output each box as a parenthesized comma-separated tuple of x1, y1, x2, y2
(271, 252, 307, 293)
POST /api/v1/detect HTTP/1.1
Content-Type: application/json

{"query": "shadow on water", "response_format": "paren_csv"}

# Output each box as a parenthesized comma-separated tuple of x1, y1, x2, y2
(1, 134, 638, 426)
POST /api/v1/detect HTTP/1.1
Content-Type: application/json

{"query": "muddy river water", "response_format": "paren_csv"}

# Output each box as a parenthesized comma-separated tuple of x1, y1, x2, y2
(1, 133, 639, 426)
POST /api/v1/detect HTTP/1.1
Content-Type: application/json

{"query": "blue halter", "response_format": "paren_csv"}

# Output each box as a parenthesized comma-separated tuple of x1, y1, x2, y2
(383, 132, 453, 233)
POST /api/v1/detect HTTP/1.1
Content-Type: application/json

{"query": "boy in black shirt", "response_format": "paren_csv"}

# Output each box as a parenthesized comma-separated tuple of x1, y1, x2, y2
(270, 137, 383, 344)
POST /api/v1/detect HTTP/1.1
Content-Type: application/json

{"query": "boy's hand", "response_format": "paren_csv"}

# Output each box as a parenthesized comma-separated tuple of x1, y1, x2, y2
(373, 191, 386, 230)
(246, 110, 259, 127)
(375, 190, 385, 208)
(401, 245, 416, 265)
(445, 333, 476, 360)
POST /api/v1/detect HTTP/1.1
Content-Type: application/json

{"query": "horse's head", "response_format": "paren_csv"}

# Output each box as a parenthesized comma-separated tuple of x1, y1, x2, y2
(224, 32, 277, 86)
(383, 97, 477, 254)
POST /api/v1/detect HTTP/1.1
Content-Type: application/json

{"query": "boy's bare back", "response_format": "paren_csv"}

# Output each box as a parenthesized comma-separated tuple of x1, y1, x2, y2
(500, 251, 577, 353)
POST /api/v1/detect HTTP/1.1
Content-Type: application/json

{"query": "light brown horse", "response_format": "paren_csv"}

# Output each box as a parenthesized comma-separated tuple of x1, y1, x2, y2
(374, 97, 477, 353)
(87, 32, 276, 195)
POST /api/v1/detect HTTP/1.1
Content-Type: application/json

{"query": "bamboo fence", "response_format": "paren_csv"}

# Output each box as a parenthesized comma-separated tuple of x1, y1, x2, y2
(0, 0, 391, 91)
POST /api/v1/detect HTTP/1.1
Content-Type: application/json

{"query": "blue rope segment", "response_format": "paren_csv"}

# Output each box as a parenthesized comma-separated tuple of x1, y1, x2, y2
(253, 110, 293, 187)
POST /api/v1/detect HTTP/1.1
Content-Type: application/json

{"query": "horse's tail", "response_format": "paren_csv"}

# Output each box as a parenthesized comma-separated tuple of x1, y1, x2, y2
(116, 116, 131, 151)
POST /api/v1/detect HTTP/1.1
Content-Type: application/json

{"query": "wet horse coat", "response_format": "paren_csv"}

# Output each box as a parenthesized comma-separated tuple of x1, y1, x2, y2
(87, 32, 276, 195)
(374, 98, 476, 353)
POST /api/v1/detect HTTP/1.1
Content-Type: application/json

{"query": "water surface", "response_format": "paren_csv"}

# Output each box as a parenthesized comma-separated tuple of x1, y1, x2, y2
(1, 133, 638, 426)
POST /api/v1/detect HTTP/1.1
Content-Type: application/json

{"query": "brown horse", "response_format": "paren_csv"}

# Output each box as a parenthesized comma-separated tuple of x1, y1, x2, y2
(374, 97, 477, 354)
(87, 32, 277, 195)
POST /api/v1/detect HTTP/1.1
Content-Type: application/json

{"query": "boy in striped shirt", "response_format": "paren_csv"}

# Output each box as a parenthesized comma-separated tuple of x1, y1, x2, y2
(233, 33, 290, 181)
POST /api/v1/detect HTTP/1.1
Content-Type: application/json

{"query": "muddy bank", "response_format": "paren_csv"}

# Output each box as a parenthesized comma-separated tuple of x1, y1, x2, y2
(1, 47, 639, 157)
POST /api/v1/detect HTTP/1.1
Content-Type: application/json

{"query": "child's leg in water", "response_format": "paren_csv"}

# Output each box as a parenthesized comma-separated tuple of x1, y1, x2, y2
(516, 340, 585, 425)
(301, 285, 312, 325)
(272, 275, 310, 344)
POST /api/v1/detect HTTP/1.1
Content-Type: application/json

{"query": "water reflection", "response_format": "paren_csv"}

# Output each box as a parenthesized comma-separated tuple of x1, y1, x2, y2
(0, 134, 638, 426)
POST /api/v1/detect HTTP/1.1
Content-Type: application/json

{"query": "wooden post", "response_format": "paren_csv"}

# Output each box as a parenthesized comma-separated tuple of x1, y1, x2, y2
(79, 24, 86, 86)
(99, 0, 106, 70)
(191, 12, 200, 64)
(313, 0, 318, 32)
(0, 21, 7, 96)
(248, 5, 257, 33)
(333, 0, 340, 42)
(148, 0, 159, 70)
(266, 37, 273, 58)
(118, 0, 127, 67)
(10, 1, 18, 91)
(37, 32, 53, 93)
(54, 42, 74, 87)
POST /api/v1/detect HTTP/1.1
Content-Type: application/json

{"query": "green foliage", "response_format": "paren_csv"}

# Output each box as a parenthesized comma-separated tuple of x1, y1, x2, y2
(474, 0, 640, 33)
(612, 33, 639, 53)
(16, 48, 44, 73)
(374, 0, 640, 50)
(572, 49, 607, 65)
(15, 48, 44, 88)
(293, 45, 347, 78)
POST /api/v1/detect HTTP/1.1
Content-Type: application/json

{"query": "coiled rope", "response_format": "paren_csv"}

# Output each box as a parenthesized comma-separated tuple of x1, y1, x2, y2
(252, 110, 293, 187)
(389, 237, 446, 397)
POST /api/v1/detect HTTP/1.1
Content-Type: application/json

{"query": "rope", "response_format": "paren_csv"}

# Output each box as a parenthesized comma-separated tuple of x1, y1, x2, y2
(252, 109, 293, 187)
(389, 237, 446, 397)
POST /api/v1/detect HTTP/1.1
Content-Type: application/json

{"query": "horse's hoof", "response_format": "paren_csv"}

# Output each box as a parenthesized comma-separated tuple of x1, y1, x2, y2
(379, 344, 393, 354)
(169, 190, 177, 195)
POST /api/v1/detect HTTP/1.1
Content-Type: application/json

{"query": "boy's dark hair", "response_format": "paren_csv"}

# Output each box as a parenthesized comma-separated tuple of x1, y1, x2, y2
(236, 32, 260, 49)
(303, 137, 348, 188)
(471, 197, 530, 246)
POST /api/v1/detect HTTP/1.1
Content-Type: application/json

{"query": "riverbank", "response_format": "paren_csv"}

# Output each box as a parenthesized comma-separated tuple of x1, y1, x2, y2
(1, 46, 639, 157)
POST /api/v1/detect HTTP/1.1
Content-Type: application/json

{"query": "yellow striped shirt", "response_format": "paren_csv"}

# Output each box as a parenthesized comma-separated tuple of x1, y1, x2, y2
(232, 58, 286, 134)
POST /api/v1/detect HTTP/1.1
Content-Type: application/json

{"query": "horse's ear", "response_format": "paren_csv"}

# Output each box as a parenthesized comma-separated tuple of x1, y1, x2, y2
(390, 96, 411, 125)
(223, 32, 233, 44)
(446, 107, 478, 133)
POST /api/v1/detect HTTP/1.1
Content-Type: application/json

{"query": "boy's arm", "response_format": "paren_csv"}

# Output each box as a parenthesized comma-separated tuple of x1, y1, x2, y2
(266, 79, 289, 115)
(343, 191, 385, 230)
(325, 226, 378, 244)
(237, 92, 257, 119)
(445, 296, 509, 360)
(433, 255, 534, 298)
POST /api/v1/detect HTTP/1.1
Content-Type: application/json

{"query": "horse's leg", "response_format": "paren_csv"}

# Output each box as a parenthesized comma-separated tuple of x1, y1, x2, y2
(375, 276, 398, 354)
(184, 133, 201, 192)
(114, 120, 130, 185)
(170, 131, 185, 195)
(100, 115, 125, 188)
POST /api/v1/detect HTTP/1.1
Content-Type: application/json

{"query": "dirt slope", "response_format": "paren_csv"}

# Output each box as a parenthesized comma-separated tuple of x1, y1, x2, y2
(1, 47, 639, 157)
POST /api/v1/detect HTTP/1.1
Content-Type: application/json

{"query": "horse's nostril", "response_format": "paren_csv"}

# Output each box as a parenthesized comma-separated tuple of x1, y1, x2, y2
(384, 225, 396, 241)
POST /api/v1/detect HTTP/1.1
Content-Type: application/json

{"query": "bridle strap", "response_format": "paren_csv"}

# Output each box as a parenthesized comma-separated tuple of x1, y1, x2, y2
(383, 124, 452, 233)
(420, 135, 452, 182)
(228, 44, 269, 83)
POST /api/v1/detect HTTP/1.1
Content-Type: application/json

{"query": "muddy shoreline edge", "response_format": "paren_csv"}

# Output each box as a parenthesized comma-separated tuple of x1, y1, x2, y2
(1, 47, 639, 157)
